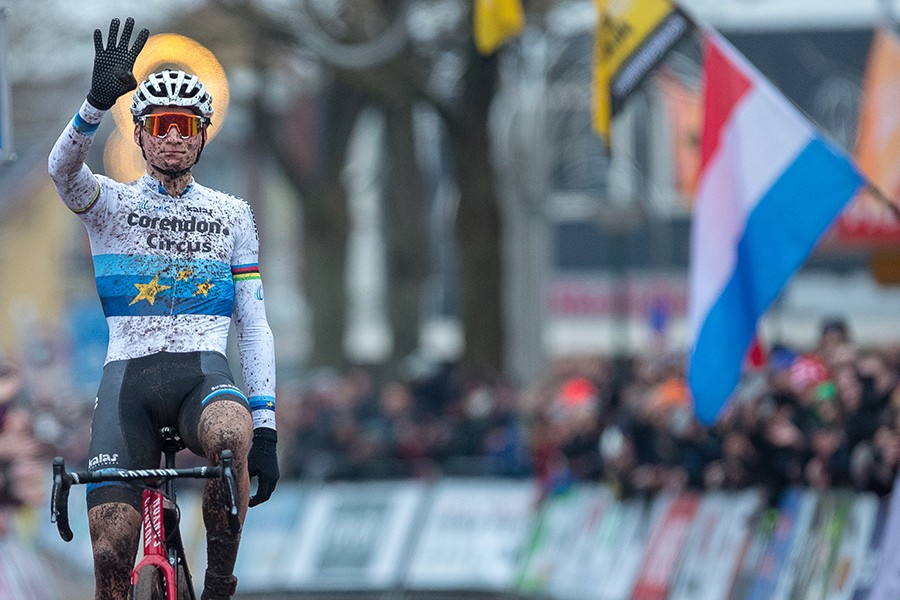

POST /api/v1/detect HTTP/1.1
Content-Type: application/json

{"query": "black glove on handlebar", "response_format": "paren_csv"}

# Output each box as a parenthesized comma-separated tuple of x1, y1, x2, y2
(87, 17, 149, 110)
(247, 428, 279, 507)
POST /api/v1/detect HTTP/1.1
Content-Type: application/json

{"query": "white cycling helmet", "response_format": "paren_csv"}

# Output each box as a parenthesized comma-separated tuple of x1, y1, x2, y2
(130, 69, 214, 122)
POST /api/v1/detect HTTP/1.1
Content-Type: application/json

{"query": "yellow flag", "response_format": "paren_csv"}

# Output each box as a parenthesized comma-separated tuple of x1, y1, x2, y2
(593, 0, 692, 143)
(474, 0, 525, 55)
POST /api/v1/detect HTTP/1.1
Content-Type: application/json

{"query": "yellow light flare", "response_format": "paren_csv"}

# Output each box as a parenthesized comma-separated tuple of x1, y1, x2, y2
(103, 127, 146, 182)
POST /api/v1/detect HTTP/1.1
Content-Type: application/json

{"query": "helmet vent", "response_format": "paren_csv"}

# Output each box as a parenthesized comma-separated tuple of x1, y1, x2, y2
(130, 69, 215, 122)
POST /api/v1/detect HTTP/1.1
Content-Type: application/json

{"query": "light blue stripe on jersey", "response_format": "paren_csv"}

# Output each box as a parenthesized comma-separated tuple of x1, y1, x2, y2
(249, 395, 276, 411)
(73, 113, 100, 134)
(93, 254, 231, 278)
(93, 254, 234, 318)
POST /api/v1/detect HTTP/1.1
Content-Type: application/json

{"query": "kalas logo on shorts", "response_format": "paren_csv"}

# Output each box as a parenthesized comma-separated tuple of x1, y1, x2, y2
(89, 453, 120, 469)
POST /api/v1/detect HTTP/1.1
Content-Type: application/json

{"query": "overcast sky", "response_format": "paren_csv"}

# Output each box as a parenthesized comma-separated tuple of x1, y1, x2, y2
(9, 0, 899, 86)
(3, 0, 203, 84)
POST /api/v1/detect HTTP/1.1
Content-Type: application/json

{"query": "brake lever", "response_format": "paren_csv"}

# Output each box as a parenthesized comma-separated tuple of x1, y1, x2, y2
(219, 449, 241, 535)
(51, 457, 74, 542)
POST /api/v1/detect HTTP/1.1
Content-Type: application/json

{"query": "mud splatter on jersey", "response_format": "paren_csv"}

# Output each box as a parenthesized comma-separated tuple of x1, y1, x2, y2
(49, 100, 276, 429)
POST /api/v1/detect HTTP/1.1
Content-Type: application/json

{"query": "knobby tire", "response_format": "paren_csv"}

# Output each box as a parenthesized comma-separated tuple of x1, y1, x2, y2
(131, 564, 190, 600)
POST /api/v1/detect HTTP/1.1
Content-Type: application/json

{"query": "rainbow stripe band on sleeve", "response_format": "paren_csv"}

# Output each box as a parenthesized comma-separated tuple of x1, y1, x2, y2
(72, 184, 102, 215)
(232, 263, 261, 282)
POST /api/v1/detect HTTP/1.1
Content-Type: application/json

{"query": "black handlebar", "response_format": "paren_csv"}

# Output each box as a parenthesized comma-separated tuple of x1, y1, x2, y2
(50, 451, 241, 541)
(51, 457, 73, 542)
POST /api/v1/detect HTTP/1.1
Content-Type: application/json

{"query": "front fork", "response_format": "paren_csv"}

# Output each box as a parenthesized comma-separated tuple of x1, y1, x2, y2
(132, 488, 179, 599)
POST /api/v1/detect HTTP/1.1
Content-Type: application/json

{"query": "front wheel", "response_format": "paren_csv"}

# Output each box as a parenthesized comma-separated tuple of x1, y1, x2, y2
(131, 566, 165, 600)
(131, 564, 190, 599)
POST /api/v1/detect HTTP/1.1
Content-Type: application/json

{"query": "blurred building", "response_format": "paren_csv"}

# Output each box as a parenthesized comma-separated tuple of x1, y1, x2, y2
(495, 0, 900, 383)
(3, 0, 900, 389)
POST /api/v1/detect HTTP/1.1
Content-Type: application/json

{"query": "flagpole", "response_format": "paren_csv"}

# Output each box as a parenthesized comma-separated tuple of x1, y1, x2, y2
(866, 182, 900, 219)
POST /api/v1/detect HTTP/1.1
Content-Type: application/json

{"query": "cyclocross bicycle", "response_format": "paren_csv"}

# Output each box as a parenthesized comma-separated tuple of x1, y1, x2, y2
(50, 427, 242, 600)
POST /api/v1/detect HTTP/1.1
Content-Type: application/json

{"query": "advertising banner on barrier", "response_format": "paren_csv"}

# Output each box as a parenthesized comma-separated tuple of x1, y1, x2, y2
(630, 492, 701, 600)
(746, 488, 818, 600)
(773, 489, 821, 600)
(0, 538, 58, 599)
(865, 475, 900, 600)
(787, 491, 853, 598)
(516, 484, 608, 594)
(852, 496, 891, 600)
(728, 505, 777, 600)
(538, 485, 617, 599)
(234, 483, 312, 590)
(28, 477, 900, 598)
(555, 492, 666, 600)
(668, 490, 763, 600)
(283, 481, 425, 590)
(829, 492, 879, 600)
(405, 479, 536, 590)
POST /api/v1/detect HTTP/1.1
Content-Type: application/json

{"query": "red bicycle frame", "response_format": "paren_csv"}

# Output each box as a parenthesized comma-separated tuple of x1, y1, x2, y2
(51, 435, 240, 600)
(132, 488, 178, 598)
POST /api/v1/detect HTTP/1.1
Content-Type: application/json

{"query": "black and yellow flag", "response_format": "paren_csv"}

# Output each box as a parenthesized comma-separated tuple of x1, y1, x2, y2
(474, 0, 525, 55)
(593, 0, 693, 143)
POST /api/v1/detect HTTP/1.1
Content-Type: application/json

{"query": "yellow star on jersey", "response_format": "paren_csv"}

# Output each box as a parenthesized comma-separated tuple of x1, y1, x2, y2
(130, 274, 171, 306)
(193, 279, 215, 297)
(176, 267, 194, 282)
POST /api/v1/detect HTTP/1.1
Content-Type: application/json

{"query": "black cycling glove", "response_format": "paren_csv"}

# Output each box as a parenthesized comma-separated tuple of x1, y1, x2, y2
(247, 428, 279, 507)
(87, 17, 149, 110)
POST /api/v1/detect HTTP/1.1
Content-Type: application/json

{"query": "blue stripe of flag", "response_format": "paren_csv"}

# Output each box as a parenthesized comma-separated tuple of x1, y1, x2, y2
(688, 137, 863, 424)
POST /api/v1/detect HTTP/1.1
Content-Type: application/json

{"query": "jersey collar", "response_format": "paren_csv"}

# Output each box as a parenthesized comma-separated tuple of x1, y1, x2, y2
(141, 174, 195, 198)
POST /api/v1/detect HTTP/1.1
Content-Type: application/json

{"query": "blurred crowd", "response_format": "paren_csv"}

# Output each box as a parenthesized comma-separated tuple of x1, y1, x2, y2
(275, 316, 900, 506)
(0, 359, 62, 532)
(1, 315, 899, 523)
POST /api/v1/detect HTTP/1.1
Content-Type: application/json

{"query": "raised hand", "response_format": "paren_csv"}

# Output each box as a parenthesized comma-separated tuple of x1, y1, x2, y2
(86, 17, 150, 110)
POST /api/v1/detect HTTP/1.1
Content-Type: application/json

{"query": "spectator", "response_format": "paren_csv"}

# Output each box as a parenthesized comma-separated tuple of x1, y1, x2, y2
(814, 316, 852, 367)
(0, 360, 51, 529)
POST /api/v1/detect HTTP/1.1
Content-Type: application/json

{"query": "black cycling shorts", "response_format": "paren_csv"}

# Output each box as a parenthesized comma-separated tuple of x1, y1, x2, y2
(86, 351, 250, 511)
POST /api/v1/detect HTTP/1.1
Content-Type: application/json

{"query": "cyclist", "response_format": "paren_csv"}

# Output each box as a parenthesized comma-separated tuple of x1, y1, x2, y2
(48, 18, 279, 600)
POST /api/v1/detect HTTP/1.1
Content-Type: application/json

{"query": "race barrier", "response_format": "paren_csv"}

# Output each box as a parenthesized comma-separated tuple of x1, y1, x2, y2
(21, 476, 900, 599)
(0, 510, 66, 599)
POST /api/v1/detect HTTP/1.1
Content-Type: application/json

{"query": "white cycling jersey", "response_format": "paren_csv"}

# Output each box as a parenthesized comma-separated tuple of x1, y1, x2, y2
(48, 100, 276, 430)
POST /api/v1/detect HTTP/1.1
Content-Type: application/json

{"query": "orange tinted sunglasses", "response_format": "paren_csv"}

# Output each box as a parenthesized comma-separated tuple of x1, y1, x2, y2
(138, 113, 204, 138)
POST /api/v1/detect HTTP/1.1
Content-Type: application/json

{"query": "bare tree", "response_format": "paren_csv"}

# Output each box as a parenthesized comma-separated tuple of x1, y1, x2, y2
(211, 0, 504, 374)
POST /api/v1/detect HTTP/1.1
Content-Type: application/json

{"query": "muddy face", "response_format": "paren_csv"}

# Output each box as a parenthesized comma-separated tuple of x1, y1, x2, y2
(133, 105, 206, 185)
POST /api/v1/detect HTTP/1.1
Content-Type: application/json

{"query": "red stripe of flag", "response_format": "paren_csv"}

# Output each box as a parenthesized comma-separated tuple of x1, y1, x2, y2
(700, 33, 752, 171)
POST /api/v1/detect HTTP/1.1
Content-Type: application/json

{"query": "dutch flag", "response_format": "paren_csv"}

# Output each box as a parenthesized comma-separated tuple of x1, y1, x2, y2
(687, 31, 865, 425)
